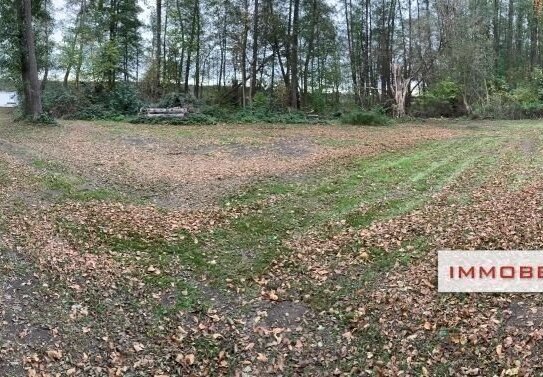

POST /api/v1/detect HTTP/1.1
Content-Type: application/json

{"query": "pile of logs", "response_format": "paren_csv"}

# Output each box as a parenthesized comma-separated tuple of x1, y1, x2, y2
(140, 107, 189, 118)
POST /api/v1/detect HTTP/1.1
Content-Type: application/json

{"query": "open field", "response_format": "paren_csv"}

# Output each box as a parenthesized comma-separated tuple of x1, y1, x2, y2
(2, 109, 543, 375)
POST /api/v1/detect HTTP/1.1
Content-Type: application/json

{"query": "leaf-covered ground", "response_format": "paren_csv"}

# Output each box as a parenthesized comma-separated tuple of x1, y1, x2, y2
(1, 110, 543, 376)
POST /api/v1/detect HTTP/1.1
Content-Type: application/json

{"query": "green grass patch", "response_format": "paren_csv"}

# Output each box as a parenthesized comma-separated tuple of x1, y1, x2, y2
(33, 158, 124, 202)
(146, 275, 203, 314)
(197, 136, 502, 285)
(53, 132, 507, 295)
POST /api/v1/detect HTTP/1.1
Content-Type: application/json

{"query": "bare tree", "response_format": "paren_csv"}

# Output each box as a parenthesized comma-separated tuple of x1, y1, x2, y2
(392, 63, 409, 117)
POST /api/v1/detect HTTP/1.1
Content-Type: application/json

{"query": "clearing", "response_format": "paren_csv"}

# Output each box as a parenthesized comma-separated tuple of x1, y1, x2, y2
(1, 109, 543, 376)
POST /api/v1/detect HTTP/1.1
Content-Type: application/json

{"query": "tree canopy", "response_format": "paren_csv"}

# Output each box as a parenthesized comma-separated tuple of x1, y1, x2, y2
(3, 0, 543, 120)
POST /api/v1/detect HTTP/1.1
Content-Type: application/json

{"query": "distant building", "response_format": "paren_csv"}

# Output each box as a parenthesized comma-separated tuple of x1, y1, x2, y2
(0, 91, 18, 107)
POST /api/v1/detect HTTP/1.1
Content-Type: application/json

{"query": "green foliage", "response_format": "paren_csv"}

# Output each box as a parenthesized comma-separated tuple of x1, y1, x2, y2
(307, 92, 328, 112)
(92, 40, 121, 84)
(42, 86, 83, 117)
(130, 113, 218, 125)
(474, 96, 543, 120)
(340, 110, 392, 126)
(157, 92, 202, 108)
(43, 83, 142, 120)
(251, 92, 269, 110)
(130, 105, 321, 125)
(32, 113, 58, 125)
(473, 71, 543, 119)
(211, 107, 313, 124)
(105, 84, 143, 114)
(411, 80, 466, 118)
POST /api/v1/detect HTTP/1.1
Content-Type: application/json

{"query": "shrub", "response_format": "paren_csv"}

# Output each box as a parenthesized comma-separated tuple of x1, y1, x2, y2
(410, 80, 466, 118)
(251, 92, 270, 110)
(307, 91, 328, 113)
(473, 73, 543, 119)
(106, 83, 142, 114)
(473, 96, 543, 119)
(33, 113, 58, 125)
(130, 106, 318, 125)
(43, 83, 142, 120)
(201, 104, 235, 120)
(130, 112, 217, 125)
(42, 86, 87, 118)
(157, 92, 201, 108)
(340, 110, 392, 126)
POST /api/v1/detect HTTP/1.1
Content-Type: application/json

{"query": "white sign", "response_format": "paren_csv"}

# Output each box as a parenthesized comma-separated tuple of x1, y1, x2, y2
(0, 91, 18, 107)
(438, 250, 543, 292)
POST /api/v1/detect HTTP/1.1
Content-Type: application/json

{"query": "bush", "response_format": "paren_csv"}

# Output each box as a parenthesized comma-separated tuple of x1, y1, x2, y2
(202, 105, 313, 124)
(251, 92, 270, 110)
(33, 113, 58, 125)
(340, 110, 392, 126)
(473, 96, 543, 119)
(410, 80, 466, 118)
(42, 86, 88, 118)
(106, 84, 142, 114)
(157, 92, 201, 108)
(43, 83, 142, 120)
(131, 106, 319, 125)
(473, 73, 543, 119)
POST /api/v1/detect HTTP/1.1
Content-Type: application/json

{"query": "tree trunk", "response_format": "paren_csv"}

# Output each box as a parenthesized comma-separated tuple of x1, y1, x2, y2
(163, 1, 168, 85)
(184, 0, 198, 94)
(344, 0, 359, 104)
(41, 0, 50, 91)
(194, 1, 201, 98)
(241, 0, 249, 107)
(392, 63, 409, 118)
(303, 0, 317, 106)
(290, 0, 300, 109)
(156, 0, 162, 88)
(64, 0, 86, 87)
(505, 0, 513, 71)
(75, 40, 84, 88)
(17, 0, 43, 119)
(250, 0, 259, 100)
(175, 0, 185, 90)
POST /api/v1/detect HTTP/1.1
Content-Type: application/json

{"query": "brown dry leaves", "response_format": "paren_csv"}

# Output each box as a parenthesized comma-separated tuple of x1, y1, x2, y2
(265, 142, 543, 375)
(5, 121, 462, 207)
(5, 116, 534, 376)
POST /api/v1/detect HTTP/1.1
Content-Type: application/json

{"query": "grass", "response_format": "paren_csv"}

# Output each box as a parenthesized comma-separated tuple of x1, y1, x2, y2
(57, 134, 508, 285)
(45, 124, 539, 323)
(340, 110, 392, 126)
(59, 134, 507, 295)
(4, 115, 543, 374)
(41, 128, 527, 341)
(0, 159, 10, 185)
(198, 136, 501, 283)
(33, 158, 125, 202)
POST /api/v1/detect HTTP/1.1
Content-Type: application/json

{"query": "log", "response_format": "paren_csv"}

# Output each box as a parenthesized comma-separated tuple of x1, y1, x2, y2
(145, 113, 187, 118)
(144, 107, 188, 114)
